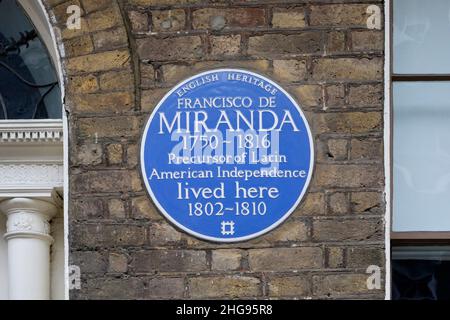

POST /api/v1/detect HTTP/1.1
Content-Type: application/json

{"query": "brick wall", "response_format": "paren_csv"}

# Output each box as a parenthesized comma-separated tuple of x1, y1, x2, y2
(43, 0, 385, 299)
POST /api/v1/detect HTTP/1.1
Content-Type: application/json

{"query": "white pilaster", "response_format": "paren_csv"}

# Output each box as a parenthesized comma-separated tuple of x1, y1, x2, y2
(0, 198, 58, 300)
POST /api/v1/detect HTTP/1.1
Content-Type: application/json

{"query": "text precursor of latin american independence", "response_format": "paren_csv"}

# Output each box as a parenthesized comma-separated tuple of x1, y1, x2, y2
(149, 71, 308, 182)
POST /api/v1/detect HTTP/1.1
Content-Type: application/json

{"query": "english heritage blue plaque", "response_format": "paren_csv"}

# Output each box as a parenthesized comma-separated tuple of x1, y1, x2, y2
(141, 69, 314, 242)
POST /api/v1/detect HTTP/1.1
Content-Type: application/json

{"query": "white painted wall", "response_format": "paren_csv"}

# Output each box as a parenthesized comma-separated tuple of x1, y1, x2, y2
(0, 215, 8, 299)
(384, 0, 392, 300)
(51, 214, 64, 300)
(0, 213, 64, 300)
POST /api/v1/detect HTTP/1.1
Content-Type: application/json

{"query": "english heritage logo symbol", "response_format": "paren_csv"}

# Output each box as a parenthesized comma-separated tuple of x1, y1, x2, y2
(140, 69, 314, 242)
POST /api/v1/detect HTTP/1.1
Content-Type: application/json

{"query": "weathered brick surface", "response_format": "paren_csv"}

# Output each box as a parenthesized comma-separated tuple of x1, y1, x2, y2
(314, 111, 382, 134)
(128, 11, 148, 33)
(273, 59, 307, 81)
(351, 192, 383, 214)
(66, 50, 131, 73)
(152, 9, 186, 32)
(67, 74, 99, 94)
(352, 30, 384, 51)
(328, 192, 349, 215)
(349, 84, 383, 107)
(268, 275, 311, 297)
(193, 8, 266, 30)
(71, 170, 141, 193)
(313, 273, 379, 298)
(108, 253, 128, 273)
(327, 247, 345, 268)
(210, 35, 241, 57)
(294, 192, 325, 216)
(42, 0, 386, 299)
(248, 247, 323, 271)
(291, 85, 322, 108)
(326, 31, 346, 53)
(317, 138, 348, 161)
(211, 249, 242, 271)
(76, 116, 142, 139)
(68, 91, 133, 114)
(71, 198, 106, 220)
(309, 4, 372, 27)
(189, 276, 261, 298)
(81, 0, 110, 13)
(148, 222, 182, 246)
(106, 143, 124, 165)
(160, 60, 271, 85)
(71, 277, 145, 299)
(131, 250, 208, 273)
(312, 218, 383, 242)
(70, 143, 103, 166)
(71, 251, 107, 274)
(350, 138, 383, 160)
(93, 28, 128, 50)
(137, 36, 203, 61)
(272, 7, 306, 28)
(313, 164, 383, 188)
(64, 35, 94, 57)
(143, 277, 185, 299)
(347, 247, 384, 268)
(107, 199, 126, 218)
(312, 58, 383, 81)
(248, 33, 322, 56)
(71, 223, 147, 247)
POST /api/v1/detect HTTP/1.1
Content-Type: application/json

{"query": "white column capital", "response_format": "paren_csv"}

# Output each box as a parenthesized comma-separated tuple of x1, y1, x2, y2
(0, 198, 58, 243)
(0, 197, 59, 300)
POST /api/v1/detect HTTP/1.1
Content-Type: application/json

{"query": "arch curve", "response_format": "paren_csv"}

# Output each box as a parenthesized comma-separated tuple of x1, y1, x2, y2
(19, 0, 61, 75)
(38, 0, 138, 300)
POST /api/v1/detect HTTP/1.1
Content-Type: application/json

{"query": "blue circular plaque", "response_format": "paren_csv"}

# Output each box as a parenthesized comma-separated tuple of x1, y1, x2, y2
(141, 69, 314, 242)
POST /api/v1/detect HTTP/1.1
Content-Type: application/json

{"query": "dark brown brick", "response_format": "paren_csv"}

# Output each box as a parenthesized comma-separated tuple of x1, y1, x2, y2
(313, 164, 383, 188)
(77, 116, 142, 139)
(312, 58, 383, 81)
(313, 273, 377, 297)
(310, 4, 372, 27)
(348, 84, 383, 107)
(268, 275, 311, 297)
(137, 36, 203, 61)
(143, 277, 185, 298)
(347, 247, 384, 268)
(314, 112, 382, 134)
(71, 170, 141, 193)
(71, 251, 107, 274)
(248, 247, 323, 271)
(350, 138, 383, 160)
(351, 192, 383, 214)
(72, 198, 105, 220)
(248, 33, 322, 57)
(189, 276, 261, 298)
(131, 250, 208, 273)
(72, 277, 145, 299)
(312, 218, 383, 242)
(152, 9, 185, 32)
(71, 223, 147, 247)
(352, 30, 383, 51)
(193, 8, 266, 30)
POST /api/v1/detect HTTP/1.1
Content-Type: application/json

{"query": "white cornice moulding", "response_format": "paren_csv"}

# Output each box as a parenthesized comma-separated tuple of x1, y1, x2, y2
(0, 120, 63, 144)
(0, 120, 64, 199)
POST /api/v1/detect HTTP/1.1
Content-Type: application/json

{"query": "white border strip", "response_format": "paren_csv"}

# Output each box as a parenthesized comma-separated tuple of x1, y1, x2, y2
(384, 0, 392, 301)
(36, 0, 69, 300)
